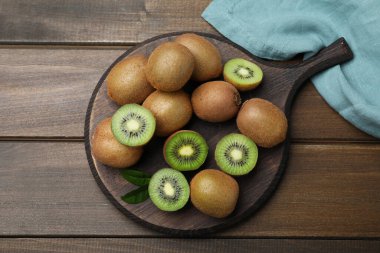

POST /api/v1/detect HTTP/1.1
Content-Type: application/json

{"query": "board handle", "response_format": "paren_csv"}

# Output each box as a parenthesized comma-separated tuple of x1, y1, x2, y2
(289, 37, 353, 84)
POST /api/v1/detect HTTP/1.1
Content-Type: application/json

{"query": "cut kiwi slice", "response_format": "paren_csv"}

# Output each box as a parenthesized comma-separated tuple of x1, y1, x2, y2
(215, 133, 258, 176)
(111, 104, 156, 147)
(223, 58, 263, 91)
(164, 130, 208, 171)
(148, 168, 190, 211)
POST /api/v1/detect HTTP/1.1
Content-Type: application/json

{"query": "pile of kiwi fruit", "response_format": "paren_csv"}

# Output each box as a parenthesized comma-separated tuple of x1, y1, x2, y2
(91, 33, 288, 219)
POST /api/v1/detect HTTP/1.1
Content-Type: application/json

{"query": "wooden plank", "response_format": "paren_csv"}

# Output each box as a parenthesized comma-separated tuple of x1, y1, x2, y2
(0, 238, 379, 253)
(0, 142, 379, 237)
(0, 48, 125, 138)
(291, 84, 374, 141)
(0, 48, 374, 140)
(0, 0, 215, 44)
(0, 141, 153, 236)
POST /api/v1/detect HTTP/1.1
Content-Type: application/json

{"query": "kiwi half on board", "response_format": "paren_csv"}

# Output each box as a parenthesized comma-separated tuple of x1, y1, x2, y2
(215, 133, 258, 176)
(111, 104, 156, 147)
(148, 168, 190, 211)
(164, 130, 208, 171)
(223, 58, 263, 91)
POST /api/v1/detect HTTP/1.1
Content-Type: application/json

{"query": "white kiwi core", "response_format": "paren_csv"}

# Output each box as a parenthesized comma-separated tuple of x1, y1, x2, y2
(125, 119, 140, 131)
(178, 145, 194, 157)
(238, 67, 250, 77)
(163, 182, 175, 197)
(230, 148, 243, 161)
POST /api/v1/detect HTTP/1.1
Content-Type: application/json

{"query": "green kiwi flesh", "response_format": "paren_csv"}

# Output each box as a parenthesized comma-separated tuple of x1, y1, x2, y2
(223, 58, 263, 91)
(164, 130, 208, 171)
(215, 133, 258, 176)
(111, 104, 156, 147)
(148, 168, 190, 211)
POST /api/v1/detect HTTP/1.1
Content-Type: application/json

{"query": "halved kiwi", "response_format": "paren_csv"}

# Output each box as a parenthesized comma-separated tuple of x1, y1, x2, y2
(164, 130, 208, 171)
(223, 58, 263, 91)
(148, 168, 190, 211)
(111, 104, 156, 147)
(215, 133, 258, 176)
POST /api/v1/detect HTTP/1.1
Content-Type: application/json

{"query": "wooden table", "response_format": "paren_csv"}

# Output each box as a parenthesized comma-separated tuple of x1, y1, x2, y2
(0, 1, 379, 252)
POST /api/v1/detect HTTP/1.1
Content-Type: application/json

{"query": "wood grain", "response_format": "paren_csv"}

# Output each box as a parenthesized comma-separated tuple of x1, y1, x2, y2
(0, 48, 374, 140)
(0, 142, 379, 237)
(0, 0, 214, 44)
(0, 238, 379, 253)
(0, 48, 125, 138)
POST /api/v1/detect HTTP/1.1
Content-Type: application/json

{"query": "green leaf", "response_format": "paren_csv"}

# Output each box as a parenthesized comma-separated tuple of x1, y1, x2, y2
(121, 185, 149, 204)
(121, 169, 151, 186)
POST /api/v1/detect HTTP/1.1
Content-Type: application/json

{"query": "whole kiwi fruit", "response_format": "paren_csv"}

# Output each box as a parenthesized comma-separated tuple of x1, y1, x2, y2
(190, 169, 239, 218)
(191, 81, 241, 122)
(237, 98, 288, 148)
(143, 90, 192, 136)
(91, 118, 143, 168)
(175, 33, 222, 82)
(106, 54, 154, 105)
(145, 42, 195, 92)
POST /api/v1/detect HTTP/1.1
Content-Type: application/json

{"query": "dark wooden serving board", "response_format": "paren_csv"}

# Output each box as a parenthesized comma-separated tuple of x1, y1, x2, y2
(84, 32, 353, 236)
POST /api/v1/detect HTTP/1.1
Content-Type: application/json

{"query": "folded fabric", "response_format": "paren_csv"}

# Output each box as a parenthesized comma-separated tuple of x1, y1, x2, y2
(202, 0, 380, 138)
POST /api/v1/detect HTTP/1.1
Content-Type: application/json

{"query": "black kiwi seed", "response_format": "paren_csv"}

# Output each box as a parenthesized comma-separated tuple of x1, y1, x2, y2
(121, 112, 147, 137)
(233, 65, 255, 79)
(158, 177, 181, 202)
(223, 142, 250, 167)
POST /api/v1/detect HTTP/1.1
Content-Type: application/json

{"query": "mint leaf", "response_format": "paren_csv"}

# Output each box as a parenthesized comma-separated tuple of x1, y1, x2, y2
(121, 169, 151, 186)
(121, 185, 149, 204)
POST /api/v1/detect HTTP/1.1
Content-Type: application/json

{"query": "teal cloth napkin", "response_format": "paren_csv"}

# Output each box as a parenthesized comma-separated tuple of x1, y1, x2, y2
(202, 0, 380, 138)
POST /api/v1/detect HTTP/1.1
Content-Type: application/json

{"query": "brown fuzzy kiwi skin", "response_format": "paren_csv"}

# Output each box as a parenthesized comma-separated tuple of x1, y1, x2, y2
(191, 81, 241, 123)
(145, 42, 195, 92)
(163, 130, 193, 162)
(190, 169, 239, 218)
(142, 90, 193, 137)
(106, 54, 155, 105)
(91, 118, 143, 168)
(237, 98, 288, 148)
(175, 33, 222, 82)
